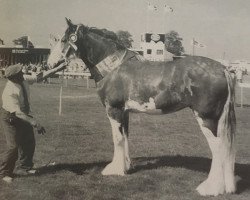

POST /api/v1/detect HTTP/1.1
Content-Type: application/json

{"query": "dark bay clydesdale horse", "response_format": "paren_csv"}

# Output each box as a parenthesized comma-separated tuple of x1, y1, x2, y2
(48, 18, 236, 196)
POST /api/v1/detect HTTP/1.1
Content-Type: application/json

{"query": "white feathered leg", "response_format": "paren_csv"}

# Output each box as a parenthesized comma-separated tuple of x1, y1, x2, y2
(102, 117, 126, 176)
(195, 113, 226, 196)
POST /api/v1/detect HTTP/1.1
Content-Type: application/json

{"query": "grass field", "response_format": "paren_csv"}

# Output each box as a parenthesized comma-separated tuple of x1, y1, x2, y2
(0, 77, 249, 200)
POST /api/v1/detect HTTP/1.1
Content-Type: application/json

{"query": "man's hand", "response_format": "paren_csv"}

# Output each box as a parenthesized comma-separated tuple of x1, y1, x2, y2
(36, 71, 44, 82)
(36, 62, 67, 82)
(35, 123, 46, 135)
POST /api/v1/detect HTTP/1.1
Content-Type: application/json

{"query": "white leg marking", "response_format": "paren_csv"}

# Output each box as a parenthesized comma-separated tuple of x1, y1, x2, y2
(124, 133, 131, 171)
(125, 97, 156, 112)
(224, 149, 236, 193)
(102, 117, 126, 176)
(194, 112, 225, 196)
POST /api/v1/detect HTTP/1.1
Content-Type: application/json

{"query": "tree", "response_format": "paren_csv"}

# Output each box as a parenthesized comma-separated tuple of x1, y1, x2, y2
(116, 30, 133, 48)
(165, 31, 184, 56)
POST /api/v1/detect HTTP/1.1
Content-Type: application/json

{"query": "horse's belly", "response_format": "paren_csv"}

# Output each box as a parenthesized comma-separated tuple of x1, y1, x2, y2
(125, 98, 163, 115)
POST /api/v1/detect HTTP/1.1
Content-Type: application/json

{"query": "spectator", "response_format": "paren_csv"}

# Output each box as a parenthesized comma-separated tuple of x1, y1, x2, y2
(236, 65, 246, 83)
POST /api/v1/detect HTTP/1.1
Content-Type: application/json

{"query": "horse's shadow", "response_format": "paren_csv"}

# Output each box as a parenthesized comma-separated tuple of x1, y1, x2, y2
(35, 155, 250, 193)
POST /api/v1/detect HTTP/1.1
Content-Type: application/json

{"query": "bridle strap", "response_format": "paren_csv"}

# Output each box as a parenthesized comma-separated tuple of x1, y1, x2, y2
(61, 24, 81, 59)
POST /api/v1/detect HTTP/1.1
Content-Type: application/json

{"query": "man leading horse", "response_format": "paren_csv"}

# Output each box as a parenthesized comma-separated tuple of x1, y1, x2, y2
(0, 63, 66, 183)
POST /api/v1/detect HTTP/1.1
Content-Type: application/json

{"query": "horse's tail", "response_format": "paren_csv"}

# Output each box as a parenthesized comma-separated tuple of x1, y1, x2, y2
(217, 69, 236, 192)
(218, 69, 236, 146)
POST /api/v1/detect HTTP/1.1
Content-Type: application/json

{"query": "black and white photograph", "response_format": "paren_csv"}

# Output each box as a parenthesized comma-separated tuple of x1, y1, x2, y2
(0, 0, 250, 199)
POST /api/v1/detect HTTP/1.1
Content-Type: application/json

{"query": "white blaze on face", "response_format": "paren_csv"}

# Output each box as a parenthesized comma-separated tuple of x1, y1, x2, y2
(47, 41, 64, 68)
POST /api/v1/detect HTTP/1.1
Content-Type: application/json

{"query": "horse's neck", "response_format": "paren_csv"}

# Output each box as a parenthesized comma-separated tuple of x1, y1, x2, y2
(86, 35, 118, 65)
(82, 37, 127, 82)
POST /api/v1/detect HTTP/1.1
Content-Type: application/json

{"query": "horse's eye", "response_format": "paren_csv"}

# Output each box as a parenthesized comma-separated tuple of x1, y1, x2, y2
(61, 36, 66, 42)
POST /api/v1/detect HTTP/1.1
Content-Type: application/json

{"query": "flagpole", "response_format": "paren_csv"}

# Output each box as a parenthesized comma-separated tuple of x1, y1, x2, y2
(163, 10, 166, 33)
(146, 5, 149, 33)
(192, 38, 195, 56)
(146, 1, 151, 33)
(27, 36, 29, 48)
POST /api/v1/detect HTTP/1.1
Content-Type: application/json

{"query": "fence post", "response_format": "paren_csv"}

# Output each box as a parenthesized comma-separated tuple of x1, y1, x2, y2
(59, 86, 63, 115)
(240, 85, 243, 108)
(86, 76, 89, 89)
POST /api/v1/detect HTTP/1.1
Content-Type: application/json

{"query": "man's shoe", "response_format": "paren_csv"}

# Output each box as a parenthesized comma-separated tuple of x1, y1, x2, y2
(2, 176, 13, 183)
(15, 168, 37, 176)
(27, 169, 36, 174)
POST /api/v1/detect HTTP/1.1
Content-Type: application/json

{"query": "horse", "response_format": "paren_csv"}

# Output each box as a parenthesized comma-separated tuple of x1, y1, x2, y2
(48, 18, 236, 196)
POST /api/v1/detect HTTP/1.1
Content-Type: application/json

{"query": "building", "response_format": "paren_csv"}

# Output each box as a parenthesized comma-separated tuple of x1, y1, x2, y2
(138, 33, 173, 62)
(0, 47, 50, 69)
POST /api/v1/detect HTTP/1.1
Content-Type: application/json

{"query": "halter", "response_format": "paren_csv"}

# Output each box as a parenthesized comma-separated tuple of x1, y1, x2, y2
(68, 25, 81, 51)
(60, 24, 81, 61)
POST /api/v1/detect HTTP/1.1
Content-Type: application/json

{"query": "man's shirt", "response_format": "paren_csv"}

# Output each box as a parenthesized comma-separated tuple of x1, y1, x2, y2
(2, 75, 37, 114)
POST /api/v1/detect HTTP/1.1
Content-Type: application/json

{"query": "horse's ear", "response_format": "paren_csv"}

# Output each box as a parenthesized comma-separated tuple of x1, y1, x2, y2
(65, 17, 73, 27)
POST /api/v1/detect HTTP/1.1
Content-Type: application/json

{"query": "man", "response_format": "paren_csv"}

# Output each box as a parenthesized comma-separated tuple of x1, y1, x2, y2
(0, 63, 66, 183)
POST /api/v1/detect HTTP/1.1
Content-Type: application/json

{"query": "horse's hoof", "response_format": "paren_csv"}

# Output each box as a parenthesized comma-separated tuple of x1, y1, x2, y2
(101, 163, 125, 176)
(196, 180, 225, 196)
(225, 182, 236, 194)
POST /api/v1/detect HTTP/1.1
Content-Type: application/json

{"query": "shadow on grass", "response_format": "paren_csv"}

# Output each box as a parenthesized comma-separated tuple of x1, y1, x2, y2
(36, 161, 108, 176)
(131, 155, 250, 194)
(35, 155, 250, 193)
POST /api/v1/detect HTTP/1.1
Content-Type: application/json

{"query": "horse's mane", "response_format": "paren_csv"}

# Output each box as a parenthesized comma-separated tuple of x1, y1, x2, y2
(89, 28, 118, 41)
(87, 27, 125, 49)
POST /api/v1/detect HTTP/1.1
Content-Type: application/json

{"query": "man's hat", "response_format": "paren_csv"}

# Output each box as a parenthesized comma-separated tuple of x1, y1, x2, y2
(4, 64, 23, 78)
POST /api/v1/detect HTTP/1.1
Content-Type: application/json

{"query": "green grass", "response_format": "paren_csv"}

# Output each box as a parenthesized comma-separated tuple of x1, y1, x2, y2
(0, 77, 250, 200)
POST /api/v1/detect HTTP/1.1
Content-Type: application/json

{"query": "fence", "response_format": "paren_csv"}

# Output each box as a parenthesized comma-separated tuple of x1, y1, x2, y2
(237, 82, 250, 108)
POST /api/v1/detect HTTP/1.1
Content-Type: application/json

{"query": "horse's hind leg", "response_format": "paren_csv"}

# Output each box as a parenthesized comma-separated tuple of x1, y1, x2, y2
(123, 110, 131, 171)
(194, 111, 235, 196)
(102, 106, 130, 176)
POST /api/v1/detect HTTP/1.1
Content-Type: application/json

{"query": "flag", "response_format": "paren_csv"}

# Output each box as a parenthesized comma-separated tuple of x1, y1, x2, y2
(0, 38, 4, 45)
(192, 39, 206, 48)
(164, 5, 173, 13)
(147, 2, 157, 11)
(28, 40, 34, 48)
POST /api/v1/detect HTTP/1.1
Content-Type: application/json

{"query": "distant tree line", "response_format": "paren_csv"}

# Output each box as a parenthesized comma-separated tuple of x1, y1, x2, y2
(116, 30, 184, 56)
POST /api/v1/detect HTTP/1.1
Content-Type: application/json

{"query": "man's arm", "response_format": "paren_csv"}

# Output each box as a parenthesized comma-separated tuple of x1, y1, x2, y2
(9, 95, 45, 134)
(7, 93, 37, 126)
(36, 63, 67, 83)
(15, 111, 45, 134)
(15, 111, 37, 126)
(23, 63, 67, 83)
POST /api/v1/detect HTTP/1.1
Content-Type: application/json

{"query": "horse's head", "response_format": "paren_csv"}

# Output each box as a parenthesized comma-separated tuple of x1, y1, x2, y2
(48, 18, 89, 69)
(48, 18, 125, 71)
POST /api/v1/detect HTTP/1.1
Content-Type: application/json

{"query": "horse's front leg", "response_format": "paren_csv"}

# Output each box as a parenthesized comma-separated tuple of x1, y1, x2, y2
(102, 106, 130, 176)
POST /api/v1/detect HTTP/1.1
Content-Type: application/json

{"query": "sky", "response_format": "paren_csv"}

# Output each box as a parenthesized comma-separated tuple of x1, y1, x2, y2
(0, 0, 250, 62)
